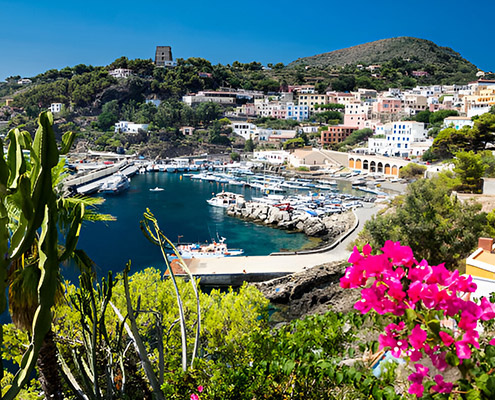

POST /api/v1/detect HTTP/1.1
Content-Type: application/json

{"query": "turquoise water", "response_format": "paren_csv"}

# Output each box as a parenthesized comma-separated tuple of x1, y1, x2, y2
(72, 173, 317, 281)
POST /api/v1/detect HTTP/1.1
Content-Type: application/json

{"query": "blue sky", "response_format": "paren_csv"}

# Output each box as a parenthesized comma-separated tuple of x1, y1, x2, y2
(1, 0, 494, 81)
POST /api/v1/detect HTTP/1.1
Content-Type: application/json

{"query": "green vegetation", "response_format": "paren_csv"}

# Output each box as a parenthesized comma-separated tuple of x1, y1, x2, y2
(338, 128, 373, 150)
(398, 162, 427, 180)
(290, 37, 478, 86)
(425, 113, 495, 161)
(354, 177, 495, 268)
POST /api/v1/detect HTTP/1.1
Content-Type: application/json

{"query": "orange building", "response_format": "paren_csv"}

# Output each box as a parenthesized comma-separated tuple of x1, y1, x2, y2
(321, 125, 358, 145)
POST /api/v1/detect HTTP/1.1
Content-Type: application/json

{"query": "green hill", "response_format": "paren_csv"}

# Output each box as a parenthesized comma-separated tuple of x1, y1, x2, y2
(289, 36, 478, 71)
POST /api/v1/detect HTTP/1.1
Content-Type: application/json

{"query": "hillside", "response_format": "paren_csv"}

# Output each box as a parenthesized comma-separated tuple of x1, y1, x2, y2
(290, 36, 478, 72)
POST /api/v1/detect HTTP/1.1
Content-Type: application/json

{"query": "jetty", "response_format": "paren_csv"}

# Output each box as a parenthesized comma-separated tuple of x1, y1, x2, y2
(64, 160, 138, 195)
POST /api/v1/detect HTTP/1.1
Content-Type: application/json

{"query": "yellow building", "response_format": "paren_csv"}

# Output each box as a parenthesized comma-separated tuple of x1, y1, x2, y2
(295, 93, 328, 114)
(466, 238, 495, 298)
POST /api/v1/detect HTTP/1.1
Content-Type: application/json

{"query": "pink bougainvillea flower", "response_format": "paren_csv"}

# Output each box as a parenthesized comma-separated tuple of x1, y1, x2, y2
(453, 275, 477, 294)
(462, 329, 480, 349)
(190, 394, 199, 400)
(409, 348, 423, 362)
(197, 386, 204, 393)
(439, 331, 455, 347)
(379, 322, 407, 357)
(408, 364, 429, 397)
(455, 341, 472, 359)
(490, 337, 495, 346)
(407, 281, 426, 304)
(382, 240, 415, 268)
(431, 374, 453, 394)
(409, 324, 427, 350)
(480, 297, 495, 321)
(408, 259, 432, 283)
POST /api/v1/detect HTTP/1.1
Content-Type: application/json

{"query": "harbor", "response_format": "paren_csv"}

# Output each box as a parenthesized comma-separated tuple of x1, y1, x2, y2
(66, 158, 397, 285)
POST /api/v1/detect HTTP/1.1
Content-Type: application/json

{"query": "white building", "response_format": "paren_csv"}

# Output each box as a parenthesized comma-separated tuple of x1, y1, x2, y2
(115, 121, 149, 134)
(17, 78, 32, 85)
(286, 103, 309, 121)
(443, 116, 474, 130)
(252, 150, 290, 164)
(49, 103, 63, 114)
(368, 121, 430, 158)
(231, 122, 258, 140)
(108, 68, 134, 78)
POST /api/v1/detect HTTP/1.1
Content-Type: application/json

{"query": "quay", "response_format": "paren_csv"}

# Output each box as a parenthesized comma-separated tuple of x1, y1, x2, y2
(184, 205, 380, 287)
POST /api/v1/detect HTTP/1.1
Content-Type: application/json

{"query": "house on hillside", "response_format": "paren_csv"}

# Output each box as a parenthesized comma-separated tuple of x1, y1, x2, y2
(115, 121, 149, 134)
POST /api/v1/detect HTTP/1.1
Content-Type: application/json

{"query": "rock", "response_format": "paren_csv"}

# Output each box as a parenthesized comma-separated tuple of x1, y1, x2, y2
(296, 221, 305, 231)
(267, 207, 281, 224)
(303, 218, 327, 236)
(253, 261, 361, 320)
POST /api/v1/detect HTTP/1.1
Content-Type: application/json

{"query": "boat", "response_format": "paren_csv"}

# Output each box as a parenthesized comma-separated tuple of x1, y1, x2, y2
(99, 174, 130, 194)
(206, 191, 245, 208)
(172, 237, 244, 259)
(150, 187, 164, 192)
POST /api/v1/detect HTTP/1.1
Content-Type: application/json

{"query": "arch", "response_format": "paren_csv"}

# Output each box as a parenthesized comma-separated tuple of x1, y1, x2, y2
(392, 165, 398, 176)
(348, 158, 355, 168)
(384, 163, 391, 175)
(370, 161, 376, 173)
(355, 159, 362, 169)
(363, 159, 369, 170)
(377, 162, 383, 173)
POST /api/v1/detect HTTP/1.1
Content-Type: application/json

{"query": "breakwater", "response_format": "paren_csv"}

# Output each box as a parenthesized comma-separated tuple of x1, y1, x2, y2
(226, 201, 355, 239)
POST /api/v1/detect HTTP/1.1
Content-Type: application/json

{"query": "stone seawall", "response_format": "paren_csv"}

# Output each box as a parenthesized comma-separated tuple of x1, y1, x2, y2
(226, 201, 355, 240)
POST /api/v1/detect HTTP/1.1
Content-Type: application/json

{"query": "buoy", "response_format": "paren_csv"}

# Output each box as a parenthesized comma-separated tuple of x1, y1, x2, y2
(180, 175, 183, 180)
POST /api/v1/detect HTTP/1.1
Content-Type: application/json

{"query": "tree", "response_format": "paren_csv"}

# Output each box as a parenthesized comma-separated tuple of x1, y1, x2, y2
(355, 177, 493, 269)
(339, 128, 373, 148)
(429, 126, 471, 160)
(414, 110, 431, 124)
(452, 151, 487, 193)
(469, 112, 495, 151)
(230, 152, 240, 161)
(399, 162, 427, 180)
(429, 109, 459, 125)
(244, 137, 255, 152)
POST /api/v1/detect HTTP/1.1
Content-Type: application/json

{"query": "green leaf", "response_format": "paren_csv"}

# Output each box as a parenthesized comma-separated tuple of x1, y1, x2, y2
(60, 131, 76, 155)
(427, 319, 441, 335)
(446, 351, 460, 367)
(336, 371, 344, 385)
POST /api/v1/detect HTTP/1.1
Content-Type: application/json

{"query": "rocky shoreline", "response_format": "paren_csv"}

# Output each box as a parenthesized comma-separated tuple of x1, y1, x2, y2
(226, 201, 356, 242)
(254, 261, 361, 321)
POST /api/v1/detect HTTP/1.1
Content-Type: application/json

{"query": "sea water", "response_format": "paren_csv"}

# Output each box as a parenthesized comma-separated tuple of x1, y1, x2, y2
(71, 172, 332, 281)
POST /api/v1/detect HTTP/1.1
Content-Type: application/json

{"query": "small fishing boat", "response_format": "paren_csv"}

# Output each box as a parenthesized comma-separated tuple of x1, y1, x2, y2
(171, 237, 244, 259)
(150, 187, 164, 192)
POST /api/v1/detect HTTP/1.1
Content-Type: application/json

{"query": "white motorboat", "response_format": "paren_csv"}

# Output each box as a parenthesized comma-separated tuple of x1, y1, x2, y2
(150, 187, 164, 192)
(99, 174, 130, 194)
(206, 191, 245, 208)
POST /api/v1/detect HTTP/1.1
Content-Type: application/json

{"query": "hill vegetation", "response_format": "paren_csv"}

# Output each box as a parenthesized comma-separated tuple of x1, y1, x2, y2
(291, 37, 477, 72)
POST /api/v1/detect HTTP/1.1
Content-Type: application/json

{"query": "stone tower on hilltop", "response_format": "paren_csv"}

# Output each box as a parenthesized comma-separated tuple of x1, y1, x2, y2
(155, 46, 173, 67)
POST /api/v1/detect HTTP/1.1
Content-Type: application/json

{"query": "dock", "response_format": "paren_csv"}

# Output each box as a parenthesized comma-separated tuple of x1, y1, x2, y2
(64, 161, 138, 195)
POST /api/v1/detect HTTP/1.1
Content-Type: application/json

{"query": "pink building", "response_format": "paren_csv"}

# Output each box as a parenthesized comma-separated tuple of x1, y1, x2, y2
(373, 98, 403, 114)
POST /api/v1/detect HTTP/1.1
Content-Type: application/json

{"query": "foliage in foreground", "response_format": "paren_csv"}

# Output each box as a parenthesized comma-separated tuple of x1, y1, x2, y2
(355, 177, 495, 268)
(342, 241, 495, 399)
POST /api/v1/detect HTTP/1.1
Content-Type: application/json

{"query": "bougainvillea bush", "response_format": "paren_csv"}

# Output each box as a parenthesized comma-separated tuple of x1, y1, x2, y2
(341, 240, 495, 398)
